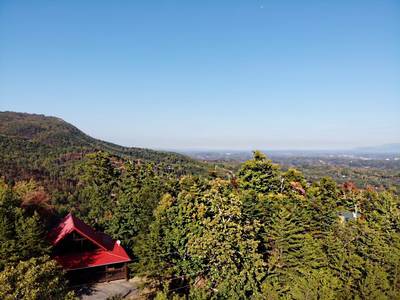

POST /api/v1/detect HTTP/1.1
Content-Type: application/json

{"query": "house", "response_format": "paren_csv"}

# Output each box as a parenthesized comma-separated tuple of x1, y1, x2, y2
(48, 213, 131, 284)
(338, 205, 361, 223)
(338, 210, 361, 223)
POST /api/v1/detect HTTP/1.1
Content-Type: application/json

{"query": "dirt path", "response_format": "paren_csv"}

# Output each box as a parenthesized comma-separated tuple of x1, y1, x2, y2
(77, 279, 141, 299)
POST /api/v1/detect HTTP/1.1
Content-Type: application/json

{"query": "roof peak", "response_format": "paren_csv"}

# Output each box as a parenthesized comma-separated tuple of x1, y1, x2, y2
(50, 213, 114, 251)
(49, 212, 131, 270)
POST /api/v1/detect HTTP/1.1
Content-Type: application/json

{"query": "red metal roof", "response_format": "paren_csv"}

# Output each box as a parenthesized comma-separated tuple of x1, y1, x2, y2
(49, 213, 130, 270)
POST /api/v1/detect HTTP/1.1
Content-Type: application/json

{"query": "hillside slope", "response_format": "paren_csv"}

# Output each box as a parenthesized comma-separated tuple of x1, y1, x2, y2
(0, 111, 206, 181)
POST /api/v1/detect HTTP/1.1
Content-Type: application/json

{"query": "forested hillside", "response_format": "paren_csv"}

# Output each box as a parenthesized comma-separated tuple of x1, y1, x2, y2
(0, 112, 206, 196)
(0, 112, 399, 299)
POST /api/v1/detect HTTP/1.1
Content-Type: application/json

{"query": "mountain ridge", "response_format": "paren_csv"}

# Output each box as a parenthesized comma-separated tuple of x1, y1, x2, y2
(0, 111, 201, 162)
(0, 111, 206, 182)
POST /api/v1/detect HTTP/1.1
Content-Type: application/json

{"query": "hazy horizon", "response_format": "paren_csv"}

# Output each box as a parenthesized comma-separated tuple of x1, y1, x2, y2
(2, 110, 399, 151)
(1, 1, 399, 149)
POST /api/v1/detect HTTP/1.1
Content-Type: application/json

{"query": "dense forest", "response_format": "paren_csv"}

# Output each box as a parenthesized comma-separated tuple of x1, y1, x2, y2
(0, 112, 399, 299)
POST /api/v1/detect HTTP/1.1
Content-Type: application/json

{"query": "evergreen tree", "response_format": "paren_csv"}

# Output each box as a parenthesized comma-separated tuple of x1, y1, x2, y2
(106, 161, 168, 250)
(261, 197, 326, 295)
(0, 186, 50, 269)
(306, 177, 339, 237)
(78, 151, 120, 229)
(0, 188, 19, 269)
(237, 151, 282, 194)
(359, 263, 391, 300)
(287, 268, 341, 300)
(14, 209, 50, 260)
(281, 168, 308, 197)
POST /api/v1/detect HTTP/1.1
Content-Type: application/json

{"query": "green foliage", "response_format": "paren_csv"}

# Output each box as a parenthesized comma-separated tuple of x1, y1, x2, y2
(237, 151, 282, 194)
(0, 111, 208, 210)
(135, 177, 265, 299)
(0, 256, 76, 300)
(0, 185, 50, 270)
(106, 161, 172, 249)
(134, 151, 400, 299)
(1, 115, 400, 300)
(359, 263, 391, 300)
(306, 177, 340, 237)
(286, 268, 341, 300)
(77, 151, 120, 229)
(0, 182, 74, 298)
(14, 209, 51, 260)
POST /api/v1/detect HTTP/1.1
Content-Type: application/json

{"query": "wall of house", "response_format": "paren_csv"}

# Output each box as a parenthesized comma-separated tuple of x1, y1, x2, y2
(67, 263, 127, 285)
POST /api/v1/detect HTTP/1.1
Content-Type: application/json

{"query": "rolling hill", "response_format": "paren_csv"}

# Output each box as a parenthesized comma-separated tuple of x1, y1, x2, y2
(0, 111, 206, 182)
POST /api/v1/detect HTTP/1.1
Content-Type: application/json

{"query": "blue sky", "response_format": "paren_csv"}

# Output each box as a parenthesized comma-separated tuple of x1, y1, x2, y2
(1, 0, 399, 150)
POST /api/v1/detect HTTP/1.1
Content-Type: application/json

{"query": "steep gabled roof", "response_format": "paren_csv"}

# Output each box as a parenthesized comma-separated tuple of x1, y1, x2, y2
(48, 213, 130, 270)
(48, 213, 114, 250)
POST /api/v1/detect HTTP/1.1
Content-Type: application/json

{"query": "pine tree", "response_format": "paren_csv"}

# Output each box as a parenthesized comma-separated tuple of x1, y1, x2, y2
(14, 209, 50, 260)
(78, 151, 120, 229)
(0, 187, 50, 269)
(261, 201, 306, 294)
(237, 151, 282, 194)
(359, 263, 391, 300)
(0, 189, 19, 269)
(306, 177, 339, 238)
(287, 268, 341, 300)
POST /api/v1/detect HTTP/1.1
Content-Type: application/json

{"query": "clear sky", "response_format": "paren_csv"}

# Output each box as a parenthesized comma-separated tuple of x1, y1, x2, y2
(0, 0, 399, 150)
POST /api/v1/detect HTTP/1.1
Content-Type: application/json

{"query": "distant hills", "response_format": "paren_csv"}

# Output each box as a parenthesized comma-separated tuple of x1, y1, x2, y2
(1, 111, 397, 183)
(0, 111, 205, 181)
(0, 111, 200, 162)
